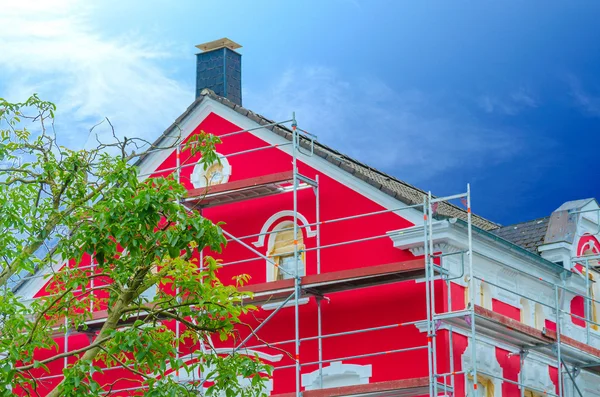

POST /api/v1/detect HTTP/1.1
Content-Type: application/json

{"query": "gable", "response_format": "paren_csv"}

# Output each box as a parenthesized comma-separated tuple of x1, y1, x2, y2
(138, 99, 420, 283)
(138, 90, 498, 231)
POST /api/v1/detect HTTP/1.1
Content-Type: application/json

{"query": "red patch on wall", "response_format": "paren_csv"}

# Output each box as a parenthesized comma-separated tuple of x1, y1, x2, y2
(492, 299, 520, 321)
(571, 295, 586, 327)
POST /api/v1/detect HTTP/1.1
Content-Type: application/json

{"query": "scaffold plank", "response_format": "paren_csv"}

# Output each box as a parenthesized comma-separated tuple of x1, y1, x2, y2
(240, 259, 426, 304)
(271, 377, 433, 397)
(184, 171, 295, 208)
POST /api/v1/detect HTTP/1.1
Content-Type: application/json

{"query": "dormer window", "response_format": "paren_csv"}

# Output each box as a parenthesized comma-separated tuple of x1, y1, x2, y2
(268, 221, 305, 281)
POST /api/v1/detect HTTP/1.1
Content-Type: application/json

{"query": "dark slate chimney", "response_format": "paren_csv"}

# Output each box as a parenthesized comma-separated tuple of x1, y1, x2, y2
(195, 38, 242, 106)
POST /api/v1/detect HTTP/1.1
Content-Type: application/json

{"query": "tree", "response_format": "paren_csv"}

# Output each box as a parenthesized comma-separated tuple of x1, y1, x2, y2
(0, 95, 271, 396)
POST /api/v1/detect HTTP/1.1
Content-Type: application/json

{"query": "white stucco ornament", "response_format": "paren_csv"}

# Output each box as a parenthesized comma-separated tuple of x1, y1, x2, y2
(302, 361, 372, 390)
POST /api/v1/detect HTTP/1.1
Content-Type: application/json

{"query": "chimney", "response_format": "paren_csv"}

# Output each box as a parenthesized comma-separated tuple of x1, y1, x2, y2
(195, 38, 242, 106)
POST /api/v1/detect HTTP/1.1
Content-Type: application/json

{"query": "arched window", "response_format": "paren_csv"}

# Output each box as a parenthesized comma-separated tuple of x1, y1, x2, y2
(534, 303, 545, 330)
(521, 298, 532, 325)
(467, 375, 495, 397)
(524, 389, 544, 397)
(267, 221, 305, 281)
(190, 153, 231, 189)
(481, 281, 492, 309)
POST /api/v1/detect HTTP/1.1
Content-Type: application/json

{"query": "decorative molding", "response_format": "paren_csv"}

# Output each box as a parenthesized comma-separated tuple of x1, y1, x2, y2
(167, 349, 279, 395)
(408, 242, 461, 257)
(573, 370, 600, 397)
(414, 320, 561, 368)
(519, 358, 555, 394)
(495, 268, 519, 306)
(301, 361, 372, 391)
(252, 211, 317, 248)
(462, 340, 503, 393)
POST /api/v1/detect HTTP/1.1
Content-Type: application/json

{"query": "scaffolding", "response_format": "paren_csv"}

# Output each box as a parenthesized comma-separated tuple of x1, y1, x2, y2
(28, 112, 600, 397)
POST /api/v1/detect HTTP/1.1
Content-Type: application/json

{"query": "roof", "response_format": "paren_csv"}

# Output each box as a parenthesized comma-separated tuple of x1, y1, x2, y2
(555, 198, 596, 212)
(490, 216, 550, 253)
(138, 89, 500, 231)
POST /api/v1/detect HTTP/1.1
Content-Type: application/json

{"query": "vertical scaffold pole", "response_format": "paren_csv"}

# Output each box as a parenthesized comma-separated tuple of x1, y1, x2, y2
(176, 142, 181, 185)
(555, 284, 563, 396)
(585, 259, 591, 345)
(519, 351, 526, 397)
(292, 113, 301, 397)
(428, 192, 439, 397)
(90, 260, 95, 312)
(467, 183, 478, 397)
(175, 141, 181, 382)
(316, 174, 323, 388)
(63, 317, 69, 373)
(424, 196, 434, 397)
(446, 272, 456, 395)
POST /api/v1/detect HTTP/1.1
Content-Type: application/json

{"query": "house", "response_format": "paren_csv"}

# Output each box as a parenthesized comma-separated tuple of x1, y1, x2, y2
(16, 38, 600, 396)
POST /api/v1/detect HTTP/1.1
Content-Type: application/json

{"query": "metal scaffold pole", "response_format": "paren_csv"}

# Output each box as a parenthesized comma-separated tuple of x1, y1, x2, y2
(555, 283, 563, 396)
(428, 191, 439, 397)
(292, 112, 302, 397)
(316, 174, 324, 388)
(424, 195, 434, 397)
(467, 183, 478, 397)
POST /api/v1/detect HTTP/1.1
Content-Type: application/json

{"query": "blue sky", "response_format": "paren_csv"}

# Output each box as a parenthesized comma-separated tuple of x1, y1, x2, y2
(1, 1, 599, 225)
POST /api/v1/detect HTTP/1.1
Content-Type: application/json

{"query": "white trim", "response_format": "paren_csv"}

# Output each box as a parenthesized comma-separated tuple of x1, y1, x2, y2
(301, 361, 372, 391)
(414, 320, 561, 368)
(137, 103, 217, 179)
(253, 211, 317, 248)
(462, 340, 503, 394)
(519, 358, 556, 395)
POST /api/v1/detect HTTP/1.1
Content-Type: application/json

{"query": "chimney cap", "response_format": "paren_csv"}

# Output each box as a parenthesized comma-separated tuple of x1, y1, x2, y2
(195, 38, 242, 52)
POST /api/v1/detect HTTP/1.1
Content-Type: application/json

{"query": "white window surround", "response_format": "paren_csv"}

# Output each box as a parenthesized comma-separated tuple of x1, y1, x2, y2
(462, 341, 502, 395)
(301, 361, 372, 391)
(519, 358, 556, 396)
(253, 210, 317, 248)
(190, 152, 232, 189)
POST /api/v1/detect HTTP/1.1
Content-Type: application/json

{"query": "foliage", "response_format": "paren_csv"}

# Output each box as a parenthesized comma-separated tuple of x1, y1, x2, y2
(0, 95, 270, 396)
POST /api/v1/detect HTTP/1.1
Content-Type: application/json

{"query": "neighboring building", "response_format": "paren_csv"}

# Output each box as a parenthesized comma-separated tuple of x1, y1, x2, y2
(15, 39, 600, 396)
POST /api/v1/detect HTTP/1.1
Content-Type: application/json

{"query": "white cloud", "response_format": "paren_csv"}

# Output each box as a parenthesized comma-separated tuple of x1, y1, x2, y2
(568, 76, 600, 117)
(0, 0, 191, 149)
(477, 87, 538, 116)
(246, 66, 524, 182)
